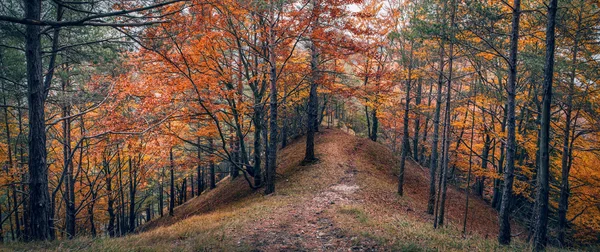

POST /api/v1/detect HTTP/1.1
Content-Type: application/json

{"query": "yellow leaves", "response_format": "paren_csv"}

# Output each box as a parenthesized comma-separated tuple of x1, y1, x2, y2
(512, 180, 530, 198)
(474, 51, 495, 61)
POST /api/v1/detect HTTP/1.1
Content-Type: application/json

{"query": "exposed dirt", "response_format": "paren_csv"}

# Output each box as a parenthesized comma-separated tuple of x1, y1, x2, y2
(138, 128, 524, 251)
(236, 132, 381, 251)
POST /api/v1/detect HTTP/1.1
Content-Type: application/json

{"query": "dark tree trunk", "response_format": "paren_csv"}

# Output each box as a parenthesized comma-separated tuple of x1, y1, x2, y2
(413, 79, 422, 162)
(159, 168, 164, 217)
(24, 0, 52, 241)
(533, 0, 558, 250)
(88, 200, 96, 237)
(169, 148, 175, 216)
(477, 132, 491, 198)
(2, 84, 21, 241)
(281, 81, 289, 149)
(420, 80, 434, 165)
(435, 0, 456, 228)
(304, 42, 319, 163)
(370, 109, 378, 142)
(105, 160, 116, 237)
(398, 42, 414, 196)
(252, 104, 263, 186)
(317, 94, 327, 131)
(117, 147, 126, 235)
(190, 174, 194, 198)
(265, 20, 278, 195)
(128, 157, 137, 233)
(463, 98, 476, 236)
(498, 0, 521, 245)
(209, 139, 216, 189)
(182, 178, 187, 202)
(365, 106, 371, 138)
(197, 137, 203, 195)
(558, 2, 583, 246)
(61, 76, 76, 239)
(428, 0, 448, 215)
(492, 106, 507, 210)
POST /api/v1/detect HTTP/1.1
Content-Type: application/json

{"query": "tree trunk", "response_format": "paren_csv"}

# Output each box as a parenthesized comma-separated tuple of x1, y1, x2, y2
(476, 134, 490, 197)
(427, 0, 448, 215)
(252, 103, 263, 186)
(88, 196, 96, 237)
(190, 174, 194, 198)
(61, 75, 76, 239)
(304, 41, 319, 163)
(281, 81, 289, 149)
(492, 106, 507, 210)
(498, 0, 521, 245)
(169, 148, 175, 216)
(159, 168, 164, 217)
(463, 98, 476, 236)
(265, 17, 278, 195)
(398, 41, 414, 196)
(370, 109, 378, 142)
(116, 147, 126, 236)
(197, 137, 203, 195)
(24, 0, 52, 241)
(420, 80, 434, 165)
(2, 84, 21, 241)
(105, 159, 116, 237)
(413, 79, 422, 162)
(435, 0, 456, 227)
(209, 139, 216, 189)
(183, 178, 187, 202)
(533, 0, 558, 250)
(128, 157, 137, 233)
(558, 2, 583, 246)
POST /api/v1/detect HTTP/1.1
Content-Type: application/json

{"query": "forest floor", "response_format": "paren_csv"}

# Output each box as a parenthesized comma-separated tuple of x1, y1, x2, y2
(5, 128, 542, 252)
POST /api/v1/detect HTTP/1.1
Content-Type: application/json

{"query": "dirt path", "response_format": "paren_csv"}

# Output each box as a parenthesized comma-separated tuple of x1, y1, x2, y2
(237, 133, 379, 251)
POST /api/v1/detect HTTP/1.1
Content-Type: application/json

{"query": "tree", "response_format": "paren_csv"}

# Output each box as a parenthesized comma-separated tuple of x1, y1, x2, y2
(532, 0, 558, 249)
(498, 0, 521, 245)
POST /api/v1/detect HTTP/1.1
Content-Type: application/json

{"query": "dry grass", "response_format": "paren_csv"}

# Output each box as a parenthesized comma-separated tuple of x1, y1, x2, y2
(3, 129, 566, 252)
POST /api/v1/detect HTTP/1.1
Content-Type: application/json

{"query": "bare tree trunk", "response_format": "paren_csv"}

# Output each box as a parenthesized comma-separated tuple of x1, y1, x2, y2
(398, 41, 414, 196)
(197, 137, 202, 195)
(169, 148, 175, 216)
(159, 168, 164, 217)
(463, 97, 476, 237)
(252, 103, 263, 186)
(492, 106, 507, 210)
(60, 74, 76, 239)
(265, 15, 278, 195)
(24, 0, 52, 240)
(420, 80, 434, 164)
(190, 174, 194, 198)
(370, 109, 378, 142)
(2, 83, 21, 241)
(121, 157, 127, 234)
(533, 0, 558, 250)
(88, 195, 96, 237)
(498, 0, 521, 245)
(209, 138, 216, 189)
(428, 0, 448, 215)
(558, 2, 583, 246)
(304, 41, 319, 163)
(281, 81, 289, 149)
(477, 125, 490, 198)
(435, 0, 456, 227)
(128, 157, 137, 233)
(105, 159, 116, 237)
(413, 79, 422, 162)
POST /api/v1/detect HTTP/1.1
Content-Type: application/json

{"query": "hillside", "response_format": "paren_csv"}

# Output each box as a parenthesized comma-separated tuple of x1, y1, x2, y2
(7, 129, 528, 251)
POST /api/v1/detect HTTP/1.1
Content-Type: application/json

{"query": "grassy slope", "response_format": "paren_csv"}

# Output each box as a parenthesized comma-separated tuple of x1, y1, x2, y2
(4, 129, 547, 251)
